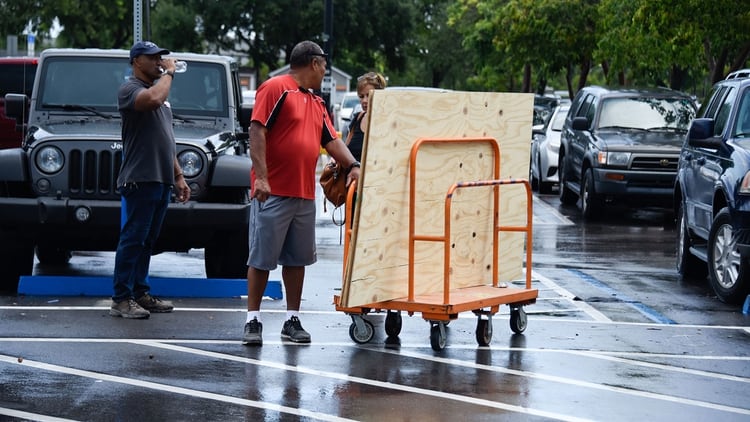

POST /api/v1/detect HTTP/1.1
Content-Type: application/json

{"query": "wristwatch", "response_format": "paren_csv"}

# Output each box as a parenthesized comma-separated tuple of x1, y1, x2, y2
(348, 161, 361, 170)
(165, 70, 175, 78)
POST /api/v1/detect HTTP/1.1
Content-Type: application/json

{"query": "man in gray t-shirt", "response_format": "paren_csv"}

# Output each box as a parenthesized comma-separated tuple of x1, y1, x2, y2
(110, 41, 191, 319)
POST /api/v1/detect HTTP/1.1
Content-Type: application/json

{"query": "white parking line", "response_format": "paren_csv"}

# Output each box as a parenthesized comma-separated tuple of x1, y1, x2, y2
(1, 349, 593, 422)
(0, 407, 79, 422)
(4, 339, 749, 418)
(0, 353, 356, 422)
(532, 271, 612, 322)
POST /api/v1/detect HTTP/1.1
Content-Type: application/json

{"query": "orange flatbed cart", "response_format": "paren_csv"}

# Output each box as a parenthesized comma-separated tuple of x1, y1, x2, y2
(334, 137, 538, 350)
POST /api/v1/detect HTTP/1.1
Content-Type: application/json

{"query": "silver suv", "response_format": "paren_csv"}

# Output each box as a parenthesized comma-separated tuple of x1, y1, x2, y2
(557, 86, 696, 219)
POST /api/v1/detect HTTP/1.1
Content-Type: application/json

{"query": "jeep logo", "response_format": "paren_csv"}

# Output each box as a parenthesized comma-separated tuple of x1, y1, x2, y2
(110, 142, 123, 150)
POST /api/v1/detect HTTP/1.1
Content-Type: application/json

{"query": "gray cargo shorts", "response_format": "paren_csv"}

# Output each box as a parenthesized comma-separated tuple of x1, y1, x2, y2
(247, 195, 317, 271)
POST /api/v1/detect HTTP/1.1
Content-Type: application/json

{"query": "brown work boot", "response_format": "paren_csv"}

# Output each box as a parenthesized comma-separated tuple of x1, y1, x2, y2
(110, 299, 150, 319)
(136, 293, 174, 313)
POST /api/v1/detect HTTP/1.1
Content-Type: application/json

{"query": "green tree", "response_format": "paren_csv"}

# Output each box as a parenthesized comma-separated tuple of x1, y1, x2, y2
(149, 0, 203, 53)
(449, 0, 598, 96)
(38, 0, 132, 48)
(597, 0, 750, 91)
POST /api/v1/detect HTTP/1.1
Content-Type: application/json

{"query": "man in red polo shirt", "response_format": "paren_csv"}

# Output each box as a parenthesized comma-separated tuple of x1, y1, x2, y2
(243, 40, 361, 346)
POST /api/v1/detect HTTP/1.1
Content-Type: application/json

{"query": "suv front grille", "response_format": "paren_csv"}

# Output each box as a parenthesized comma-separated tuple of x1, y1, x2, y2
(631, 155, 678, 171)
(68, 148, 122, 196)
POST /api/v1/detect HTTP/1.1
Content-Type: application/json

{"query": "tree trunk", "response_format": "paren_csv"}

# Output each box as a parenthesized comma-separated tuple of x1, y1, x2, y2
(577, 59, 591, 92)
(522, 63, 532, 93)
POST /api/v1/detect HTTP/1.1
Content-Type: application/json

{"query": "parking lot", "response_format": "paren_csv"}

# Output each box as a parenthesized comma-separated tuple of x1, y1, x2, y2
(2, 193, 750, 421)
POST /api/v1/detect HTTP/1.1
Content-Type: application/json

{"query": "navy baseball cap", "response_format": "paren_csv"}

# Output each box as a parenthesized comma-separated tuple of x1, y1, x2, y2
(129, 41, 170, 62)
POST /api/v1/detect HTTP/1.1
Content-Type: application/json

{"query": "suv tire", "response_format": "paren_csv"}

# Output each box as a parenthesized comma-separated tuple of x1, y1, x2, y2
(581, 169, 601, 219)
(205, 229, 249, 279)
(0, 233, 34, 292)
(707, 207, 750, 303)
(558, 154, 578, 205)
(35, 245, 73, 266)
(529, 158, 539, 192)
(676, 201, 707, 279)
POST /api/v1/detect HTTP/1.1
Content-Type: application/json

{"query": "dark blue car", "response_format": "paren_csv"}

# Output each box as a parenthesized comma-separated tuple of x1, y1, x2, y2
(675, 71, 750, 304)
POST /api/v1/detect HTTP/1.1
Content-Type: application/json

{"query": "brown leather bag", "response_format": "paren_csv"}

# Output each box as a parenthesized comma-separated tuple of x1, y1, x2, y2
(319, 161, 347, 208)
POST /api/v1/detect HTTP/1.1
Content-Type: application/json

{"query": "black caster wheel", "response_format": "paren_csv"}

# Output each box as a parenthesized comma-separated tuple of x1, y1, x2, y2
(430, 322, 447, 351)
(385, 311, 402, 337)
(349, 317, 375, 344)
(509, 307, 527, 334)
(475, 317, 493, 346)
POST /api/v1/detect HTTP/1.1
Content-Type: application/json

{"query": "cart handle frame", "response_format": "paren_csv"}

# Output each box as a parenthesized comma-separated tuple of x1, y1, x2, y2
(408, 137, 533, 305)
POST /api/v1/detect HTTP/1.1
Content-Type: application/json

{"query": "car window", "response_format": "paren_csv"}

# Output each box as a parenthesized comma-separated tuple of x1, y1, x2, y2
(713, 87, 737, 136)
(701, 85, 725, 118)
(0, 63, 36, 97)
(573, 94, 595, 129)
(733, 89, 750, 137)
(549, 107, 569, 131)
(584, 96, 597, 124)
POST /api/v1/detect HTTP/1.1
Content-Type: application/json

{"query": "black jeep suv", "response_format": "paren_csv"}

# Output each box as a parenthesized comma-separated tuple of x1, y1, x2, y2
(0, 48, 253, 291)
(675, 72, 750, 304)
(558, 86, 696, 219)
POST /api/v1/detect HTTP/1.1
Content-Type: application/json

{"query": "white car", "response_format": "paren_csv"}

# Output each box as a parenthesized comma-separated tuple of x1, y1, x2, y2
(530, 104, 569, 194)
(335, 91, 360, 138)
(242, 89, 256, 107)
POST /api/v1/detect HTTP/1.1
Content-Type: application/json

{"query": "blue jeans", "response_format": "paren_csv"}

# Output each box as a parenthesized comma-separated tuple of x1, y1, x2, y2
(112, 182, 172, 302)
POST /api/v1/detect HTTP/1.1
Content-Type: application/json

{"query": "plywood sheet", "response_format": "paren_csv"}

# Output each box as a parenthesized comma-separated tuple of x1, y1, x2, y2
(340, 90, 533, 308)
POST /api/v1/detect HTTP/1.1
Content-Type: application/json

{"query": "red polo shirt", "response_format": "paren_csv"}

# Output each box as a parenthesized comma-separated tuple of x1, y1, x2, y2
(251, 74, 337, 199)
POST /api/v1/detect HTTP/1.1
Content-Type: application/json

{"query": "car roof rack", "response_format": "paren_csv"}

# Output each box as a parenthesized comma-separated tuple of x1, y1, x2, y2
(725, 69, 750, 80)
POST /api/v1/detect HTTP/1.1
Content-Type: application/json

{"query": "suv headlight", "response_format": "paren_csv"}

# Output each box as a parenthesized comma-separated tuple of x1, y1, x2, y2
(178, 150, 203, 177)
(597, 151, 631, 167)
(36, 146, 64, 174)
(740, 171, 750, 194)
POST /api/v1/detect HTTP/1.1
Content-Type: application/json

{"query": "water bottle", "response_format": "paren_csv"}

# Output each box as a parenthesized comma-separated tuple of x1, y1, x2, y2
(174, 61, 187, 73)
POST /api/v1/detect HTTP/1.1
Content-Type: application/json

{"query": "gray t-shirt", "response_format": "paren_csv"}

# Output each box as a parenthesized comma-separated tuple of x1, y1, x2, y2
(117, 76, 176, 188)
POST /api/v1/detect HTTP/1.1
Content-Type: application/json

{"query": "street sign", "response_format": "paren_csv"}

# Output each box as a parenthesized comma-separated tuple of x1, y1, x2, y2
(322, 76, 332, 94)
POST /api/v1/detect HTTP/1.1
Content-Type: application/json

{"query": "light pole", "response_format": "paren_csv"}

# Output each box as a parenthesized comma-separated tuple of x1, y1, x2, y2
(322, 0, 334, 111)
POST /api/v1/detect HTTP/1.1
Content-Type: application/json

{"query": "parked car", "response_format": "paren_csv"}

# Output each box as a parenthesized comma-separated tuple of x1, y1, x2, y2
(674, 74, 750, 304)
(530, 103, 570, 194)
(0, 56, 37, 149)
(334, 91, 360, 138)
(533, 94, 559, 126)
(242, 89, 256, 107)
(557, 86, 696, 219)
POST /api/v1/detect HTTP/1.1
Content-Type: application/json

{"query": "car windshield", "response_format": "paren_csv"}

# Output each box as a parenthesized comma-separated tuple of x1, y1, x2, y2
(342, 95, 359, 109)
(38, 56, 227, 118)
(597, 96, 695, 131)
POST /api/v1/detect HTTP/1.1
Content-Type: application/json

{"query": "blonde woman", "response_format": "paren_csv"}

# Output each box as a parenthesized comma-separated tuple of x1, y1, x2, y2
(345, 72, 387, 161)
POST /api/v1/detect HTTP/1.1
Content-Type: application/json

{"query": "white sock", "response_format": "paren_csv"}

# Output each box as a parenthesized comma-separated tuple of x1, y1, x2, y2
(246, 311, 261, 323)
(286, 310, 300, 320)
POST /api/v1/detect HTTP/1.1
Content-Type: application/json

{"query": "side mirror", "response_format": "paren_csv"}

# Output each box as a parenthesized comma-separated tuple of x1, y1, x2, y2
(571, 116, 589, 131)
(687, 118, 722, 149)
(238, 103, 253, 133)
(4, 93, 29, 122)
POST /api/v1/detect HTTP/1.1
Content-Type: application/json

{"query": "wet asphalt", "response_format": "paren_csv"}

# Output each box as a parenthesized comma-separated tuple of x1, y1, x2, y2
(1, 189, 749, 421)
